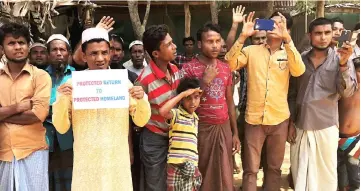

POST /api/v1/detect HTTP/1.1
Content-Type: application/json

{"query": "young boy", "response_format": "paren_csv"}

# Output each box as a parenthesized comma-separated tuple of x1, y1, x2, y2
(159, 78, 203, 191)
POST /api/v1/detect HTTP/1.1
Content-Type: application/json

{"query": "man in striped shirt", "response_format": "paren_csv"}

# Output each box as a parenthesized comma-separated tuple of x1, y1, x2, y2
(136, 24, 182, 191)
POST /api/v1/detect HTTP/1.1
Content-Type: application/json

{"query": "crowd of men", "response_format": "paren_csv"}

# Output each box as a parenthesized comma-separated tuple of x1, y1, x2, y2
(0, 5, 359, 191)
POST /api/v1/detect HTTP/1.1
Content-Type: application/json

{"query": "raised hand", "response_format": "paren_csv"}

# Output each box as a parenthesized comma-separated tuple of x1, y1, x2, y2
(203, 64, 219, 85)
(241, 11, 257, 38)
(182, 88, 203, 98)
(338, 41, 353, 66)
(270, 12, 291, 43)
(232, 5, 246, 24)
(277, 12, 291, 42)
(96, 16, 115, 32)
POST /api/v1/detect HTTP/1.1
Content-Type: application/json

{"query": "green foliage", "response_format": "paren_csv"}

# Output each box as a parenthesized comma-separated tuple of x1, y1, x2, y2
(294, 0, 360, 15)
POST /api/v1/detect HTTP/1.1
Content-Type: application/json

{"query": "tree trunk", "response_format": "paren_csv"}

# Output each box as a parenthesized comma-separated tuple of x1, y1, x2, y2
(127, 0, 151, 40)
(265, 0, 274, 18)
(210, 0, 218, 24)
(184, 2, 191, 37)
(316, 0, 325, 18)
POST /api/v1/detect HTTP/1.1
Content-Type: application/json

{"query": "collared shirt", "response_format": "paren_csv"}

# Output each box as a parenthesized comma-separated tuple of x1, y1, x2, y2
(225, 40, 305, 125)
(135, 60, 182, 136)
(168, 107, 199, 165)
(52, 77, 151, 190)
(0, 62, 51, 161)
(123, 59, 147, 76)
(289, 48, 357, 131)
(182, 58, 232, 124)
(44, 64, 75, 152)
(174, 53, 197, 69)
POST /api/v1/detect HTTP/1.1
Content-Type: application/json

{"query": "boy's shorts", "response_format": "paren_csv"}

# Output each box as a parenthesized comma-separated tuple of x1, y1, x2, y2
(167, 161, 202, 191)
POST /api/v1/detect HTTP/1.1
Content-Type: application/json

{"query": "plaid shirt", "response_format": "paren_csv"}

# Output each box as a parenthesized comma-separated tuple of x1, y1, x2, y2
(238, 68, 247, 113)
(174, 53, 197, 69)
(167, 161, 202, 191)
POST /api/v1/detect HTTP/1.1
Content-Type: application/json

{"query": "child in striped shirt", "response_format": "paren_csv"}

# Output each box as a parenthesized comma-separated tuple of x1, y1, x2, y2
(159, 77, 202, 191)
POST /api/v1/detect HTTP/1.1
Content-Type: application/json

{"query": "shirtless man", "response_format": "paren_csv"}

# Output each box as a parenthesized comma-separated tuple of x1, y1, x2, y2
(338, 55, 360, 191)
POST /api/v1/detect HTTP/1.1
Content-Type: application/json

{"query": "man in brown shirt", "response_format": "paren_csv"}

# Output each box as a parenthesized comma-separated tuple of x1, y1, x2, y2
(288, 18, 357, 191)
(0, 23, 51, 190)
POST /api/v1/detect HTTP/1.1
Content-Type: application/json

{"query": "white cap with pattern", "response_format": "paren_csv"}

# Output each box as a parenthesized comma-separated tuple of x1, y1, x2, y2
(82, 27, 109, 44)
(47, 34, 69, 45)
(129, 40, 143, 50)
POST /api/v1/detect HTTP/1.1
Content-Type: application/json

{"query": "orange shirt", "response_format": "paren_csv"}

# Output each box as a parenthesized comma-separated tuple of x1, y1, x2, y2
(0, 62, 51, 161)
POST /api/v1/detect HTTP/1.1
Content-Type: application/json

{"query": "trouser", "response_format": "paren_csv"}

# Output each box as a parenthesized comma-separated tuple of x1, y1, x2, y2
(290, 126, 338, 191)
(140, 127, 168, 191)
(237, 113, 268, 173)
(338, 149, 360, 190)
(49, 148, 73, 191)
(242, 119, 289, 191)
(132, 129, 143, 191)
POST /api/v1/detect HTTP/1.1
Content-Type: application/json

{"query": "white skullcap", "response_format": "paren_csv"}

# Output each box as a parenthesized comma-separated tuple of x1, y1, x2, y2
(129, 40, 143, 50)
(47, 34, 70, 45)
(82, 28, 109, 44)
(29, 42, 47, 50)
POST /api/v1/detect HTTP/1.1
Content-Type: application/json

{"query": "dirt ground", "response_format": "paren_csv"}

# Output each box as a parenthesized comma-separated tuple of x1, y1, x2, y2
(233, 143, 294, 191)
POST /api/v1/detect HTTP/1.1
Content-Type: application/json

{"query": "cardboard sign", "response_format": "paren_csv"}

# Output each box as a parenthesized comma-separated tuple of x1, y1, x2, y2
(72, 69, 129, 110)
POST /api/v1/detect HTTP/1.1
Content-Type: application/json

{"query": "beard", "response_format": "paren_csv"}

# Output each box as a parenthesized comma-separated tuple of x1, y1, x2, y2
(6, 56, 27, 64)
(110, 61, 122, 69)
(311, 42, 330, 51)
(50, 61, 67, 81)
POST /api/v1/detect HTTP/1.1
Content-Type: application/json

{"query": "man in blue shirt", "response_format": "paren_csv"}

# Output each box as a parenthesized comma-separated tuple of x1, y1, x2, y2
(44, 34, 75, 191)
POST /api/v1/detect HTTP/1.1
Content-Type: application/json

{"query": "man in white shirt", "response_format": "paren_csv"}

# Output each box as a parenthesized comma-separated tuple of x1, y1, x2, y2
(123, 40, 147, 75)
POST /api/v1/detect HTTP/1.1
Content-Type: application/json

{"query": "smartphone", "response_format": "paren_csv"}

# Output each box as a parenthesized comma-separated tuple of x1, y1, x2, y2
(349, 30, 359, 46)
(254, 19, 274, 31)
(337, 30, 352, 48)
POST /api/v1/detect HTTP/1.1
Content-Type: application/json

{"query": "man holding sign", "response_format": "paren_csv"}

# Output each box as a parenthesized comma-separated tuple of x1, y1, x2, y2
(52, 27, 151, 190)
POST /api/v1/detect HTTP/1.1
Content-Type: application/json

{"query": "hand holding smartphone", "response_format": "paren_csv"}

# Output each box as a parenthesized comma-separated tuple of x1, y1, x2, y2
(337, 30, 352, 48)
(254, 19, 274, 31)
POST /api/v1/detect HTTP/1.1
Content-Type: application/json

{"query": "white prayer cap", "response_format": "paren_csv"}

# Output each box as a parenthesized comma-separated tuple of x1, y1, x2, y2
(82, 28, 109, 44)
(129, 40, 143, 50)
(47, 34, 70, 46)
(29, 42, 47, 50)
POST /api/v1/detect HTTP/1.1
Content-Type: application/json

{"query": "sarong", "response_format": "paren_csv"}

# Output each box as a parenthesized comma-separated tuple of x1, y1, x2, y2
(167, 162, 202, 191)
(290, 125, 338, 191)
(0, 150, 49, 191)
(198, 120, 234, 191)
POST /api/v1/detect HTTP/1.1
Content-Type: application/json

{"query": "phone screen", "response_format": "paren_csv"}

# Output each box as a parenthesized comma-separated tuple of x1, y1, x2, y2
(254, 19, 274, 31)
(337, 30, 352, 48)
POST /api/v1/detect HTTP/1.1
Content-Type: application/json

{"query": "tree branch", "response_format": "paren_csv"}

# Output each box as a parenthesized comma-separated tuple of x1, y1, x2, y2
(127, 0, 142, 39)
(142, 0, 151, 28)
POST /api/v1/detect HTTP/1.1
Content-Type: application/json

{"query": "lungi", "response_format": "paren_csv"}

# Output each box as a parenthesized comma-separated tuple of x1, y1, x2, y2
(290, 125, 338, 191)
(167, 162, 202, 191)
(0, 150, 49, 191)
(198, 120, 234, 191)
